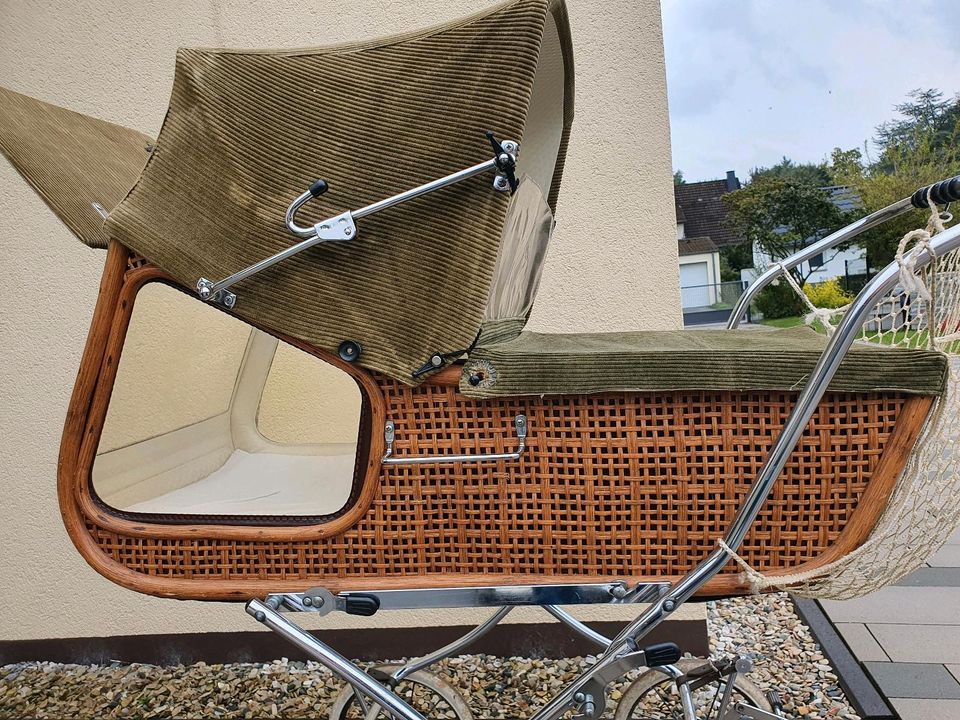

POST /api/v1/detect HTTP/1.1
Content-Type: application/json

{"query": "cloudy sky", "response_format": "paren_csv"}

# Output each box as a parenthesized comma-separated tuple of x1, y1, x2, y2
(661, 0, 960, 184)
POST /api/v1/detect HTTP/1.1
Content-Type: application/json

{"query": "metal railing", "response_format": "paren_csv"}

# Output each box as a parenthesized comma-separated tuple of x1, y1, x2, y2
(727, 198, 916, 329)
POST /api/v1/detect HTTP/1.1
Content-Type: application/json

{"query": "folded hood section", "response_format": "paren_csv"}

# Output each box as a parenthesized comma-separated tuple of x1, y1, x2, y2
(0, 85, 152, 249)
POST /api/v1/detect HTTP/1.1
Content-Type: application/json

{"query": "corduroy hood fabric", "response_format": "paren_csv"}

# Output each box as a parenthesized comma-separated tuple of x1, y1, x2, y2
(460, 326, 949, 397)
(0, 0, 573, 384)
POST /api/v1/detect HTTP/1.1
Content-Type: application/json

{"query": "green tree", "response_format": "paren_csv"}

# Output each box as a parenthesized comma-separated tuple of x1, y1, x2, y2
(874, 89, 960, 170)
(750, 157, 833, 186)
(830, 89, 960, 267)
(673, 169, 685, 185)
(719, 241, 754, 281)
(723, 176, 850, 284)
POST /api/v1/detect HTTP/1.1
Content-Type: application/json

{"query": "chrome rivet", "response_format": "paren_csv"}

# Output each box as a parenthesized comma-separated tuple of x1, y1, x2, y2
(663, 599, 676, 612)
(302, 596, 313, 607)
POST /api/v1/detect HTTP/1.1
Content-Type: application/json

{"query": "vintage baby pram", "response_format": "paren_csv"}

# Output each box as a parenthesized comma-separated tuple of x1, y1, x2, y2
(2, 0, 960, 717)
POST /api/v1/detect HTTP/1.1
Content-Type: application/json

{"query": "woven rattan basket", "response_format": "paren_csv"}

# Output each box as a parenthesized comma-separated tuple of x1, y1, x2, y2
(56, 246, 935, 601)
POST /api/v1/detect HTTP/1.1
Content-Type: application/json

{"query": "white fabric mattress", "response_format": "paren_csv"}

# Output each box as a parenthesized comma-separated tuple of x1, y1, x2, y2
(125, 449, 356, 515)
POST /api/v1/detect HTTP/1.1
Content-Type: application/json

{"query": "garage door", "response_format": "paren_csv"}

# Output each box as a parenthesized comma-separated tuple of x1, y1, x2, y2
(680, 262, 710, 309)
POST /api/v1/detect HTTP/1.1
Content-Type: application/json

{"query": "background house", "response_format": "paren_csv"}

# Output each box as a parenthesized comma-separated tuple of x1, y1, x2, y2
(675, 170, 744, 322)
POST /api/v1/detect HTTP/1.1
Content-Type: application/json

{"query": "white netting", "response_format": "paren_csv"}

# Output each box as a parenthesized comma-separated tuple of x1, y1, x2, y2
(726, 201, 960, 599)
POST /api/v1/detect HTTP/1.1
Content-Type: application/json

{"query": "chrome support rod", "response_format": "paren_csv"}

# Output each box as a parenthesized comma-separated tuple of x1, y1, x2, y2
(393, 606, 513, 681)
(285, 156, 500, 236)
(353, 158, 498, 221)
(200, 139, 517, 306)
(265, 581, 662, 614)
(532, 222, 960, 720)
(660, 664, 697, 720)
(246, 599, 426, 720)
(543, 605, 611, 648)
(727, 197, 915, 329)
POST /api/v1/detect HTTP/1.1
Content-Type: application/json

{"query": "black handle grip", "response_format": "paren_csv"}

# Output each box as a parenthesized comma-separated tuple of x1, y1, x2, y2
(911, 176, 960, 208)
(766, 689, 783, 712)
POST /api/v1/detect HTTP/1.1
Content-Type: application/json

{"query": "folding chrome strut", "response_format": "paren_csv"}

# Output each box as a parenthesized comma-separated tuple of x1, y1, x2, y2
(245, 582, 671, 719)
(197, 132, 519, 308)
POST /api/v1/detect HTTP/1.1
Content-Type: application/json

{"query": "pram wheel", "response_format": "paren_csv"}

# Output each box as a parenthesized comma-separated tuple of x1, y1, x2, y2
(328, 664, 473, 720)
(613, 659, 770, 720)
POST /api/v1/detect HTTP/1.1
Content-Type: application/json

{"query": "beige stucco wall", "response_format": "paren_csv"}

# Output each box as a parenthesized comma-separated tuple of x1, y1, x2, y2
(0, 0, 683, 642)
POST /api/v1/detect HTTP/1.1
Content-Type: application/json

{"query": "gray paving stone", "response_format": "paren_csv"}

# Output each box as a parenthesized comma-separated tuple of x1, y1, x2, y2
(950, 665, 960, 684)
(865, 662, 960, 700)
(821, 587, 960, 624)
(890, 698, 960, 720)
(895, 567, 960, 586)
(947, 527, 960, 546)
(835, 622, 889, 661)
(869, 625, 960, 663)
(928, 545, 960, 567)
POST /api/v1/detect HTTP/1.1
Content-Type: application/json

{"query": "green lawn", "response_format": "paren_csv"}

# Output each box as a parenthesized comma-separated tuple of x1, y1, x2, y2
(761, 316, 805, 328)
(761, 315, 959, 351)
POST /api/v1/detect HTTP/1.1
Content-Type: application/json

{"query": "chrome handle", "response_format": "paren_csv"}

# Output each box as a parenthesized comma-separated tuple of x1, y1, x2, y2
(381, 414, 527, 465)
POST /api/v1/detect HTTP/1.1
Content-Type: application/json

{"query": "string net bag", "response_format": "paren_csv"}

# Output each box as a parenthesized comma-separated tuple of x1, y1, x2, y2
(727, 198, 960, 600)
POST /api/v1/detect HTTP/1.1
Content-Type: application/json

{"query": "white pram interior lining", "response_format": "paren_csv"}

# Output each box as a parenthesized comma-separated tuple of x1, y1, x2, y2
(92, 284, 362, 516)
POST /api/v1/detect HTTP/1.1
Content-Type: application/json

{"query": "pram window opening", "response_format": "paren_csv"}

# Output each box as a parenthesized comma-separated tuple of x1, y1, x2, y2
(91, 281, 366, 520)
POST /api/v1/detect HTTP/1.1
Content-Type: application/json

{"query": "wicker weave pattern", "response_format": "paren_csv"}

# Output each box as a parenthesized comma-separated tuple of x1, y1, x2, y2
(87, 377, 906, 586)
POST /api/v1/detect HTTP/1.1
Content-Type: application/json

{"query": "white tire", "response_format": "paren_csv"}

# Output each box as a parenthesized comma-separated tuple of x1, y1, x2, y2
(613, 658, 772, 720)
(328, 664, 473, 720)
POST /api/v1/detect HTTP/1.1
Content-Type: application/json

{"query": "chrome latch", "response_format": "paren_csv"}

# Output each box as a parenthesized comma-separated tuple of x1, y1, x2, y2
(382, 413, 527, 465)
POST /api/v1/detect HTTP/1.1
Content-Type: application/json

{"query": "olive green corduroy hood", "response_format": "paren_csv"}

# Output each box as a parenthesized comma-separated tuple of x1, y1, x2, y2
(0, 0, 574, 384)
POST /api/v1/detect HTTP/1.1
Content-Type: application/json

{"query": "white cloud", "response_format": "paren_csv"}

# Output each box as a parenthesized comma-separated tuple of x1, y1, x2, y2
(662, 0, 960, 182)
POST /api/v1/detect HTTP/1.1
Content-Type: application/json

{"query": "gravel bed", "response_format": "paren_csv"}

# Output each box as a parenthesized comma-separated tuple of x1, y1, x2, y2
(0, 593, 860, 719)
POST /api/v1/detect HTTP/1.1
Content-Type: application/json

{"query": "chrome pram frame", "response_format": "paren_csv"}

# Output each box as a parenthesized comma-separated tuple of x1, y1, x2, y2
(242, 179, 960, 720)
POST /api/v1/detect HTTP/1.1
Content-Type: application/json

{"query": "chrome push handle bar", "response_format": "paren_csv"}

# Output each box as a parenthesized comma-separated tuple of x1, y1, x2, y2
(727, 174, 960, 329)
(197, 134, 519, 309)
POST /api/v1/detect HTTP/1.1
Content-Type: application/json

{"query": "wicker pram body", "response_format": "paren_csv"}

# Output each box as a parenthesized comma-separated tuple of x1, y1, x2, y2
(55, 244, 938, 601)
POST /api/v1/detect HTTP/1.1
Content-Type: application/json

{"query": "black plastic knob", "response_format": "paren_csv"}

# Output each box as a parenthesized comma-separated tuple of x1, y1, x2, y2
(338, 340, 361, 363)
(344, 594, 380, 616)
(309, 179, 329, 197)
